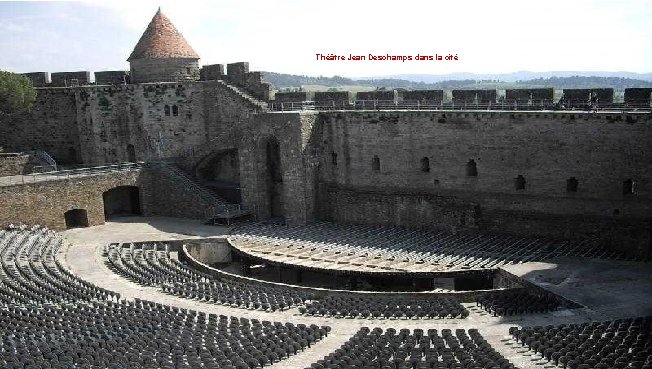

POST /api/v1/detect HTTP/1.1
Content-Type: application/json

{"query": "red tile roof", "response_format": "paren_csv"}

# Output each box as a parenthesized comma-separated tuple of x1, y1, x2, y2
(128, 8, 199, 61)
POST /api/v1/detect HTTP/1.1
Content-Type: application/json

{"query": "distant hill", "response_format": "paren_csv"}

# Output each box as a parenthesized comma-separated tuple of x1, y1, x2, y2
(359, 71, 652, 83)
(262, 72, 652, 92)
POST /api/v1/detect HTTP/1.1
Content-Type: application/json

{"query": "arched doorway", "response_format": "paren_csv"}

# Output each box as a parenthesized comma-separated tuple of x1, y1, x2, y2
(195, 149, 241, 203)
(64, 209, 89, 229)
(103, 186, 141, 219)
(266, 137, 283, 218)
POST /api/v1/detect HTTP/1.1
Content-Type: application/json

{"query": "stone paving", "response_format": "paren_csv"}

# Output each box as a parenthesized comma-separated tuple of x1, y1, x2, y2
(61, 217, 652, 369)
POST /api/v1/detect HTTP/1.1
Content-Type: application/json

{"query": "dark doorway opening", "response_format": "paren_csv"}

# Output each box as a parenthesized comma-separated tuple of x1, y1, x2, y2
(623, 179, 634, 195)
(64, 209, 89, 229)
(454, 275, 493, 291)
(420, 157, 430, 172)
(127, 144, 136, 162)
(466, 159, 478, 176)
(372, 156, 380, 171)
(266, 138, 283, 218)
(103, 186, 141, 219)
(566, 177, 578, 192)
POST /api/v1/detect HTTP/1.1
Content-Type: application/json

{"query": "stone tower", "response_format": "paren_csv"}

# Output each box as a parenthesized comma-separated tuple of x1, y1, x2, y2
(127, 8, 200, 83)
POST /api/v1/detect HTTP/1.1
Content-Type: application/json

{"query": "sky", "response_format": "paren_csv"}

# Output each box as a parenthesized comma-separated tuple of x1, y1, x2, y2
(0, 0, 650, 78)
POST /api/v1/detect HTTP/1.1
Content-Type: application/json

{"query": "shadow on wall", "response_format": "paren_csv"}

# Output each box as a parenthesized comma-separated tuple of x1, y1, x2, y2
(102, 186, 141, 219)
(194, 149, 242, 203)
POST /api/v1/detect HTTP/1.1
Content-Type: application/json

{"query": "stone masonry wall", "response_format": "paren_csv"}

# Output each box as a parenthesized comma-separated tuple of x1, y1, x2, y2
(0, 89, 81, 165)
(130, 58, 200, 84)
(50, 72, 91, 87)
(0, 79, 264, 171)
(316, 110, 652, 255)
(75, 83, 208, 164)
(0, 170, 143, 230)
(238, 112, 319, 225)
(0, 154, 32, 176)
(139, 166, 216, 220)
(0, 166, 216, 230)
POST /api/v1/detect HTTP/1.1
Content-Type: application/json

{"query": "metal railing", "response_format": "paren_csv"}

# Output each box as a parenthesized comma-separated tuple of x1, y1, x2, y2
(27, 150, 58, 170)
(0, 162, 143, 186)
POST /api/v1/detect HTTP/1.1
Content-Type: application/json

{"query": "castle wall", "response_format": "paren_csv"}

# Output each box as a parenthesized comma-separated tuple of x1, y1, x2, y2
(315, 110, 652, 255)
(50, 71, 91, 87)
(22, 72, 50, 87)
(0, 77, 265, 170)
(141, 165, 218, 220)
(0, 166, 217, 230)
(0, 170, 143, 230)
(239, 112, 319, 225)
(75, 83, 208, 164)
(94, 71, 129, 85)
(0, 89, 81, 165)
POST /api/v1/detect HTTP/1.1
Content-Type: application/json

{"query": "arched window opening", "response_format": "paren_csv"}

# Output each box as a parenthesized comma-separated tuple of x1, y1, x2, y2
(466, 159, 478, 176)
(566, 177, 578, 192)
(420, 157, 430, 172)
(172, 105, 179, 116)
(623, 179, 634, 195)
(372, 156, 380, 171)
(331, 152, 338, 166)
(126, 144, 136, 162)
(164, 105, 170, 116)
(515, 175, 526, 190)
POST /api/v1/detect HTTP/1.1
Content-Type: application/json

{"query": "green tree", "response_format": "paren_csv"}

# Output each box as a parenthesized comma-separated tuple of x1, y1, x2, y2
(0, 71, 37, 115)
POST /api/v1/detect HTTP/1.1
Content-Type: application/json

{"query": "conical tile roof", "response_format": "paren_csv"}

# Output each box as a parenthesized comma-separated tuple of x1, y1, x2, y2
(127, 8, 199, 61)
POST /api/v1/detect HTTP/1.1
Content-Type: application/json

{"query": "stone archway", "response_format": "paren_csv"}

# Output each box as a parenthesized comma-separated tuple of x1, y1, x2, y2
(102, 186, 141, 219)
(64, 209, 89, 229)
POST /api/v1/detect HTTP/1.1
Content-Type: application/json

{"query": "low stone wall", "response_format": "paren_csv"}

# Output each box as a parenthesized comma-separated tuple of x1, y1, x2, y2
(0, 164, 218, 230)
(179, 241, 504, 302)
(0, 153, 31, 176)
(185, 238, 232, 264)
(0, 170, 143, 230)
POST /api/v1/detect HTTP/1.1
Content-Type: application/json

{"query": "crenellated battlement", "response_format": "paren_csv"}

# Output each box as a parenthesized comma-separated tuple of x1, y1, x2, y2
(21, 61, 272, 101)
(199, 62, 271, 101)
(270, 87, 652, 111)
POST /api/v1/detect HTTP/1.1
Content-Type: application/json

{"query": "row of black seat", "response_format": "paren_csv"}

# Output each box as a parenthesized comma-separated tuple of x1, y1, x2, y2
(230, 221, 634, 273)
(0, 226, 118, 306)
(106, 243, 307, 312)
(0, 225, 330, 369)
(476, 288, 563, 316)
(106, 243, 470, 319)
(300, 295, 468, 319)
(509, 316, 651, 369)
(308, 327, 516, 369)
(1, 298, 329, 369)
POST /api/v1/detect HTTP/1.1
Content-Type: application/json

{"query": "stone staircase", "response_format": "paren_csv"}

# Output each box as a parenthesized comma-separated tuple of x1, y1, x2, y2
(153, 162, 249, 221)
(217, 80, 268, 111)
